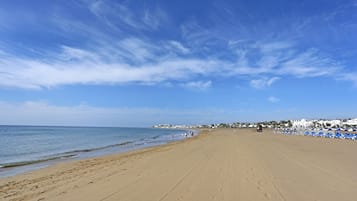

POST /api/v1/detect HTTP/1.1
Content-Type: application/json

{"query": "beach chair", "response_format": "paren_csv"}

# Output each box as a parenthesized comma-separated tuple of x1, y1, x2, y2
(344, 133, 353, 140)
(325, 128, 334, 138)
(342, 129, 348, 139)
(311, 129, 317, 137)
(318, 129, 324, 137)
(352, 132, 357, 140)
(335, 128, 343, 139)
(335, 132, 342, 139)
(349, 132, 355, 140)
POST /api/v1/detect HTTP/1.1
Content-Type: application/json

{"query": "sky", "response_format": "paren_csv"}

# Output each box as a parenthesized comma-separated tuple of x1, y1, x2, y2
(0, 0, 357, 127)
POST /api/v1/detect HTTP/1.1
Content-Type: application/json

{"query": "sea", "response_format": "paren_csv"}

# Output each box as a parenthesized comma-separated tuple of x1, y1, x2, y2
(0, 125, 193, 178)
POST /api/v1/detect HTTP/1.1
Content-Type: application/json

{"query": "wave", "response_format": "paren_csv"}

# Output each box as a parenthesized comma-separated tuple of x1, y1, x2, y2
(0, 154, 76, 168)
(60, 141, 134, 154)
(151, 135, 161, 139)
(0, 141, 134, 169)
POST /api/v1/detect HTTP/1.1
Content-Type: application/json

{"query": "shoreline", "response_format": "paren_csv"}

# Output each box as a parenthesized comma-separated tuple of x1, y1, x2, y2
(0, 129, 205, 186)
(1, 128, 357, 201)
(0, 128, 198, 179)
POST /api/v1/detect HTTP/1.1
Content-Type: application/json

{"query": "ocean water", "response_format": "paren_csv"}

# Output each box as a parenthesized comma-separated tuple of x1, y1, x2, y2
(0, 126, 192, 177)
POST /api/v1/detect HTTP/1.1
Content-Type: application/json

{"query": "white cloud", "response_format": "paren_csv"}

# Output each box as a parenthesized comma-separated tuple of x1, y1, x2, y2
(168, 41, 190, 54)
(268, 96, 280, 103)
(180, 20, 213, 46)
(116, 38, 158, 63)
(88, 0, 168, 31)
(278, 49, 341, 77)
(0, 41, 349, 89)
(0, 47, 225, 89)
(250, 77, 280, 89)
(338, 73, 357, 87)
(89, 0, 137, 30)
(229, 41, 342, 79)
(0, 4, 353, 91)
(0, 0, 355, 91)
(180, 80, 212, 90)
(60, 46, 100, 62)
(142, 7, 168, 29)
(259, 41, 294, 53)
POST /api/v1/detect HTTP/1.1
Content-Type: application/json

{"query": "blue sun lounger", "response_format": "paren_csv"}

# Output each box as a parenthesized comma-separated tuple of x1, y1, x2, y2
(344, 133, 353, 140)
(311, 130, 317, 137)
(318, 129, 324, 137)
(335, 129, 343, 139)
(326, 129, 334, 138)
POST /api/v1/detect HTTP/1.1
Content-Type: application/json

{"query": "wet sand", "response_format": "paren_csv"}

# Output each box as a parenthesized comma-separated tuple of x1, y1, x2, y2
(1, 128, 357, 201)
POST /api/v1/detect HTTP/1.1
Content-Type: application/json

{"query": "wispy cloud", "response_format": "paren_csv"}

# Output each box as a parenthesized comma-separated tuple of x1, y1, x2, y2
(167, 41, 190, 54)
(142, 7, 168, 29)
(0, 0, 355, 90)
(278, 49, 341, 77)
(250, 77, 280, 89)
(268, 96, 280, 103)
(180, 80, 212, 90)
(88, 0, 168, 31)
(116, 38, 158, 63)
(338, 73, 357, 87)
(180, 19, 215, 48)
(228, 41, 342, 78)
(0, 39, 350, 89)
(0, 45, 226, 89)
(259, 41, 294, 53)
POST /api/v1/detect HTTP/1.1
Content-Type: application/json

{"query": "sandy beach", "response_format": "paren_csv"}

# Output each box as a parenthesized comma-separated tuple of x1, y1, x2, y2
(1, 128, 357, 201)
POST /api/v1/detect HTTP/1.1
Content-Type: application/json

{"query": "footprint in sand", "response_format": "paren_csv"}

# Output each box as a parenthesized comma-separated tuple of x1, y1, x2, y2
(57, 191, 67, 196)
(264, 192, 271, 199)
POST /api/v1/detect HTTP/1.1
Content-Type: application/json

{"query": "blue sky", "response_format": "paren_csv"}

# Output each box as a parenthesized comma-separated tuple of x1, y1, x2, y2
(0, 0, 357, 126)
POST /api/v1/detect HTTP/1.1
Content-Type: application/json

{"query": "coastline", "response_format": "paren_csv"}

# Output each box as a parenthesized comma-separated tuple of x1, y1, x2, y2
(1, 128, 357, 201)
(0, 128, 196, 178)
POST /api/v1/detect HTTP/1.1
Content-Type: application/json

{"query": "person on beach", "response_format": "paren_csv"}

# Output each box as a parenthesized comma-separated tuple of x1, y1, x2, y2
(256, 124, 263, 133)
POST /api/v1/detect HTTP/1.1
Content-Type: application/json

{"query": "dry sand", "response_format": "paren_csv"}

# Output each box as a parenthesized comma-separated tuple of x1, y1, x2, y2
(1, 129, 357, 201)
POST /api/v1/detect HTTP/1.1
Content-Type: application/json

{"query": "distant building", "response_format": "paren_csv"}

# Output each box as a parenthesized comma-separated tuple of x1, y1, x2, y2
(343, 118, 357, 127)
(292, 119, 313, 128)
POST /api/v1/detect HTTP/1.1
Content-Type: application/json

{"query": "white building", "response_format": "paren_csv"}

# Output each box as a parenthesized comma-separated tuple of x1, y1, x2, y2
(343, 119, 357, 127)
(291, 119, 356, 128)
(316, 120, 341, 128)
(292, 119, 313, 128)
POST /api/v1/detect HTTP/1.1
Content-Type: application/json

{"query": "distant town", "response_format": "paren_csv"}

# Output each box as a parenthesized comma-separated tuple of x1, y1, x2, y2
(153, 118, 357, 129)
